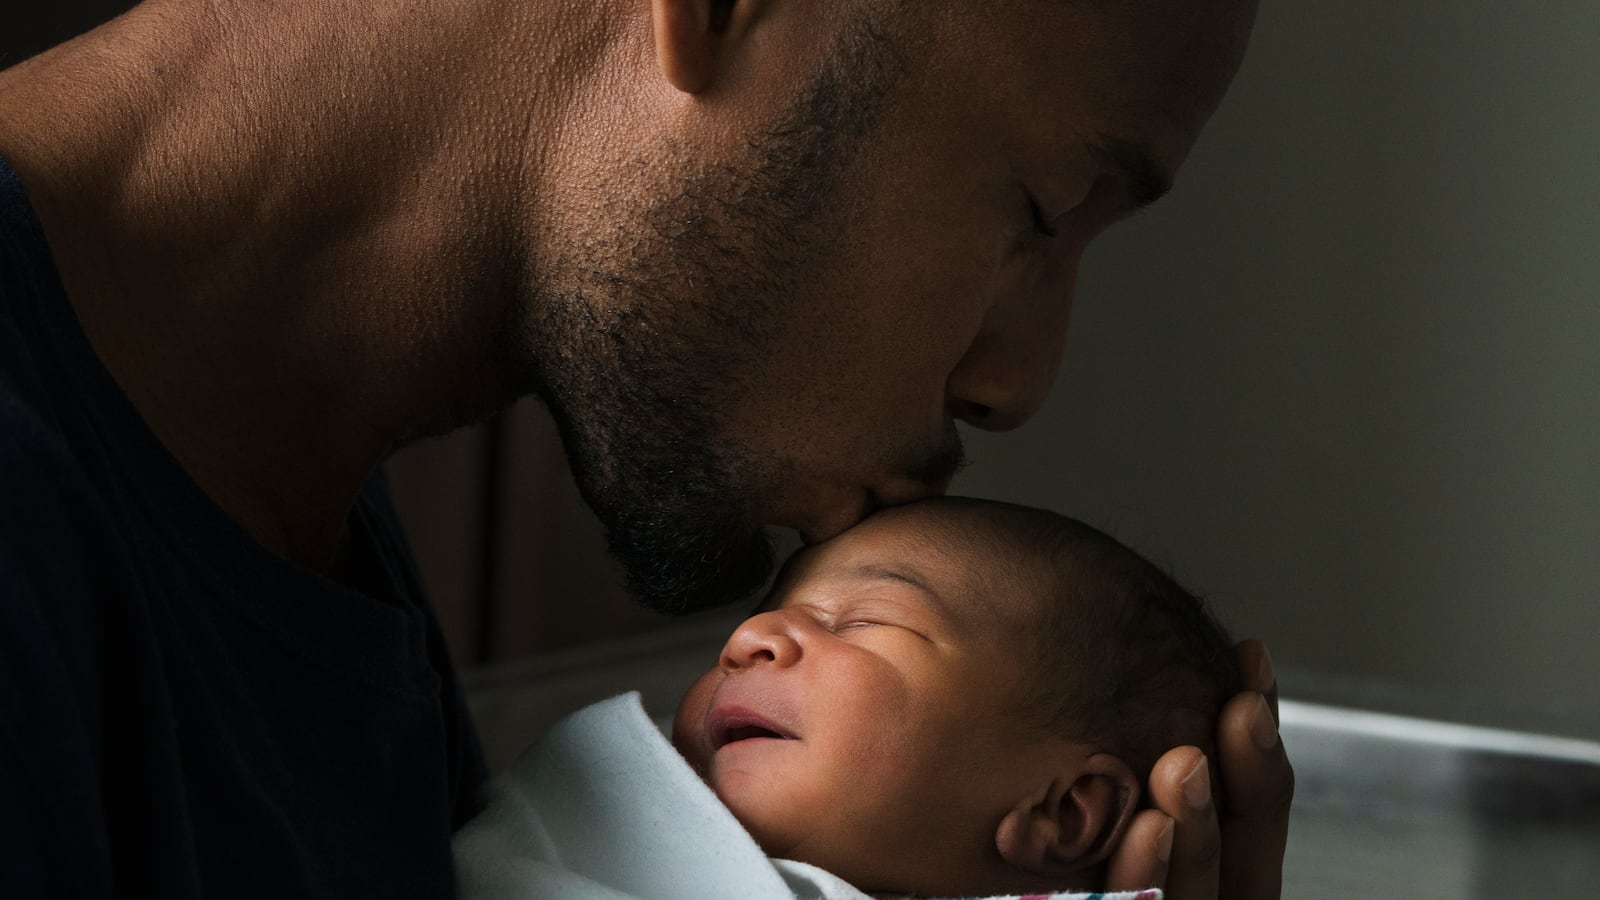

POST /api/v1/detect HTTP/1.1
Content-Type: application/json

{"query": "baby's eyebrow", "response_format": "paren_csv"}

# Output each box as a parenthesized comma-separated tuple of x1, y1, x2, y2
(850, 563, 947, 612)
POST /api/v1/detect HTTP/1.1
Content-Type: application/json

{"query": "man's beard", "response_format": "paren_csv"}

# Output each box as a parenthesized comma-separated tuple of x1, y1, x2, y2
(522, 17, 904, 615)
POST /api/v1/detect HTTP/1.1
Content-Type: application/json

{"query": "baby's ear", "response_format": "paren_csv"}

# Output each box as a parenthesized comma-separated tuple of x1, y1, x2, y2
(994, 753, 1140, 879)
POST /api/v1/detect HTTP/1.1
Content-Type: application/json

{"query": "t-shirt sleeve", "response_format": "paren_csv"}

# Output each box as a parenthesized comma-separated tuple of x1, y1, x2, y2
(0, 578, 112, 898)
(0, 399, 115, 897)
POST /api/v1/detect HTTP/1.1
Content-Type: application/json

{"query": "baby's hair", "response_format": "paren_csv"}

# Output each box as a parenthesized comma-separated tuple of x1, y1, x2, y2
(920, 497, 1242, 807)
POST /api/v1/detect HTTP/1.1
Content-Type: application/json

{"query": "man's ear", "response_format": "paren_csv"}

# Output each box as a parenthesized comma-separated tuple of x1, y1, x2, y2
(994, 753, 1141, 879)
(651, 0, 750, 94)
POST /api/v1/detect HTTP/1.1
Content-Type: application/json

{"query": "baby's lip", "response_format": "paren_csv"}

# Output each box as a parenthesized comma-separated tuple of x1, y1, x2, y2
(707, 704, 797, 751)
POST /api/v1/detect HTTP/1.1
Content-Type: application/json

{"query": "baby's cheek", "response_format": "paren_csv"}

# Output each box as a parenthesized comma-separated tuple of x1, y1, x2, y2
(669, 670, 719, 769)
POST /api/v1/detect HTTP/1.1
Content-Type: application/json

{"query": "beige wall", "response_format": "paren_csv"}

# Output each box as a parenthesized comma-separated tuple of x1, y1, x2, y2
(954, 3, 1600, 739)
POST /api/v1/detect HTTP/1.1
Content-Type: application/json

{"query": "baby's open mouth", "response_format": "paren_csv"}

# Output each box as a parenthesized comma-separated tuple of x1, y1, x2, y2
(708, 708, 796, 750)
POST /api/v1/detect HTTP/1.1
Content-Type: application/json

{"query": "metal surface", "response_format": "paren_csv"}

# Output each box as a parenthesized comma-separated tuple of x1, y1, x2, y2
(466, 625, 1600, 896)
(1279, 701, 1600, 898)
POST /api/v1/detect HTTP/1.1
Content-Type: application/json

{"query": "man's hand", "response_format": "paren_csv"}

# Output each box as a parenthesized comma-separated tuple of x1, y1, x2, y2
(1104, 640, 1294, 899)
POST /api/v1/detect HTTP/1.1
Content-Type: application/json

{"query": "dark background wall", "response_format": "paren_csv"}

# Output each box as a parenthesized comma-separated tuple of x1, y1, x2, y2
(384, 405, 680, 667)
(3, 1, 135, 67)
(955, 2, 1600, 740)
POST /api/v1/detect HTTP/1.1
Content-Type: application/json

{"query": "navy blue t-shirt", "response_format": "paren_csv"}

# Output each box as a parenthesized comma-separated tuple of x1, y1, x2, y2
(0, 158, 486, 897)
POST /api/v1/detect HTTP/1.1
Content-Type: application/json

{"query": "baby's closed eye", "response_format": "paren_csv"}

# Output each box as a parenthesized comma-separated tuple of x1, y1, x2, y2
(831, 612, 935, 645)
(837, 619, 884, 630)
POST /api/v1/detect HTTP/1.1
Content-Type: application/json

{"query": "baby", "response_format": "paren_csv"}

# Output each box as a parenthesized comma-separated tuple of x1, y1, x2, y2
(457, 496, 1239, 900)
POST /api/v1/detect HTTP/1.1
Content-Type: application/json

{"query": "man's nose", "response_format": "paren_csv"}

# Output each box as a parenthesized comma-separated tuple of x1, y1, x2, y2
(718, 612, 802, 672)
(945, 275, 1076, 432)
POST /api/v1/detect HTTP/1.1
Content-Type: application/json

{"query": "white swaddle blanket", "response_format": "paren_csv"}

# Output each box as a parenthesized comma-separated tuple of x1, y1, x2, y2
(454, 692, 1161, 900)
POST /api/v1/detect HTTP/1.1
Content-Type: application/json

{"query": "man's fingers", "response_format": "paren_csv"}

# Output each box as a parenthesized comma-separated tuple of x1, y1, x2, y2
(1217, 689, 1294, 900)
(1104, 809, 1172, 891)
(1236, 639, 1279, 723)
(1108, 641, 1292, 900)
(1142, 745, 1222, 900)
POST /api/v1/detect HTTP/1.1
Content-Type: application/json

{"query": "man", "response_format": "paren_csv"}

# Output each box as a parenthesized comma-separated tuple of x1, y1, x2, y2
(0, 0, 1291, 897)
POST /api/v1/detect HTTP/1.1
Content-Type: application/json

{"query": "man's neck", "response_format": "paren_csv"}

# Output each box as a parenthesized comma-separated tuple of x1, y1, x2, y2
(0, 0, 621, 569)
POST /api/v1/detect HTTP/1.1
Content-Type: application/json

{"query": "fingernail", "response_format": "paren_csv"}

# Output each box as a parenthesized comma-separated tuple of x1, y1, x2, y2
(1256, 643, 1276, 693)
(1156, 816, 1175, 864)
(1183, 757, 1211, 810)
(1250, 693, 1280, 751)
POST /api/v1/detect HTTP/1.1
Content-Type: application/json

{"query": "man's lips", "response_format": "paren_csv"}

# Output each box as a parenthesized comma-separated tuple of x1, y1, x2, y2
(795, 496, 873, 546)
(707, 705, 797, 751)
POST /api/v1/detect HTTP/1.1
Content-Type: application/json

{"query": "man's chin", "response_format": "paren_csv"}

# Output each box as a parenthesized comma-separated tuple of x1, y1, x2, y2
(613, 526, 779, 616)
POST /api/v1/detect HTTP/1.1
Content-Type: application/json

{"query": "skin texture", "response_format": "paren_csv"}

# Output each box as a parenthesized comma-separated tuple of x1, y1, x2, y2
(0, 0, 1290, 895)
(519, 10, 949, 612)
(672, 501, 1143, 895)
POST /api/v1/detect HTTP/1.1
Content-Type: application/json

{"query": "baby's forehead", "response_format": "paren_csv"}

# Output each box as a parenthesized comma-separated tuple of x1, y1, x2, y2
(858, 499, 1055, 572)
(776, 501, 1059, 618)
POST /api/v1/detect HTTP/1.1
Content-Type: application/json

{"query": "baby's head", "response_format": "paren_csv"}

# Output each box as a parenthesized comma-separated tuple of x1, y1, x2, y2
(672, 496, 1240, 896)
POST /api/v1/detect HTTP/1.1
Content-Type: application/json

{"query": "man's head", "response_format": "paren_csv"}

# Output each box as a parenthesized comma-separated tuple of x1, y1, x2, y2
(508, 0, 1258, 613)
(671, 496, 1240, 895)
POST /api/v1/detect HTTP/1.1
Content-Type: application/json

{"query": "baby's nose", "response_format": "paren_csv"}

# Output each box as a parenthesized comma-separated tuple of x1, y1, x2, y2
(719, 612, 802, 671)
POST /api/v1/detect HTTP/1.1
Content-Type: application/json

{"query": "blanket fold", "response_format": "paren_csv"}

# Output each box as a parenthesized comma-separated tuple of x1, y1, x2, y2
(454, 692, 1161, 900)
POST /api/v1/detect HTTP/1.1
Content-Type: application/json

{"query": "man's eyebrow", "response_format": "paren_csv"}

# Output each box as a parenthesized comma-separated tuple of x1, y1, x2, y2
(1090, 136, 1174, 210)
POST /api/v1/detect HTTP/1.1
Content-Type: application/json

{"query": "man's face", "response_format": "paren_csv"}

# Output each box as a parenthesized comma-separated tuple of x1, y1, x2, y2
(671, 503, 1058, 894)
(521, 0, 1257, 613)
